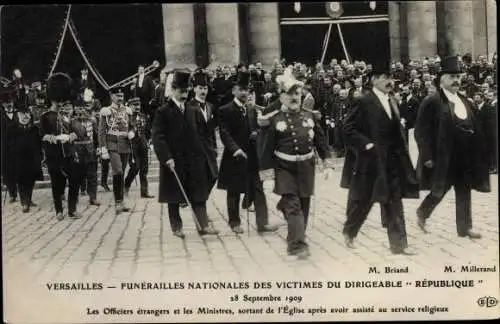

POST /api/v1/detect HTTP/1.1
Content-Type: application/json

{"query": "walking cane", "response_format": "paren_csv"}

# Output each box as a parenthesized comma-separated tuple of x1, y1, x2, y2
(171, 167, 202, 232)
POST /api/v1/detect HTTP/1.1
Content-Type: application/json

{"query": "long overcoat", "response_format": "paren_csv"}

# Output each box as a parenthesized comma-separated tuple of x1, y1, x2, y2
(414, 89, 490, 197)
(151, 99, 189, 203)
(340, 91, 419, 203)
(184, 98, 219, 202)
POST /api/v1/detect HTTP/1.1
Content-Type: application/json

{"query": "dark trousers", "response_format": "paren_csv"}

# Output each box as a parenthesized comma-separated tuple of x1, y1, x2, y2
(17, 178, 35, 206)
(282, 194, 311, 253)
(417, 182, 472, 236)
(227, 178, 268, 229)
(100, 158, 110, 185)
(343, 173, 408, 252)
(167, 203, 183, 232)
(81, 161, 98, 200)
(333, 123, 345, 156)
(124, 143, 149, 195)
(3, 171, 18, 199)
(192, 201, 210, 230)
(109, 152, 128, 203)
(47, 159, 85, 214)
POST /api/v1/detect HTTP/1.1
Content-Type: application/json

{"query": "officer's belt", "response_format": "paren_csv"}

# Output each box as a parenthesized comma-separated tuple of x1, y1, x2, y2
(74, 140, 92, 145)
(274, 150, 314, 162)
(107, 131, 128, 137)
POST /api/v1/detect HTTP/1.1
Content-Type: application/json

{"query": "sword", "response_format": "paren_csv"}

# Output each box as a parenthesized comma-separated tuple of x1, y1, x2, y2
(171, 167, 201, 231)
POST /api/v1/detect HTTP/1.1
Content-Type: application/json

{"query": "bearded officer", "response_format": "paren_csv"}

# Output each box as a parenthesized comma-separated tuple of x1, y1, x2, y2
(39, 73, 87, 220)
(124, 96, 154, 198)
(182, 69, 219, 235)
(98, 87, 135, 214)
(152, 70, 192, 238)
(340, 62, 420, 255)
(414, 56, 490, 238)
(257, 71, 333, 258)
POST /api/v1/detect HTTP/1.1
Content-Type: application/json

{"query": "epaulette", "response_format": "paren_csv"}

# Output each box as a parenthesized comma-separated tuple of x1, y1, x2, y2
(99, 107, 112, 116)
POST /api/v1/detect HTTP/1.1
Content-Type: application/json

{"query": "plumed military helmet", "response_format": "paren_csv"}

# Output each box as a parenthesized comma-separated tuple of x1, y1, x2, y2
(276, 67, 304, 94)
(47, 72, 74, 103)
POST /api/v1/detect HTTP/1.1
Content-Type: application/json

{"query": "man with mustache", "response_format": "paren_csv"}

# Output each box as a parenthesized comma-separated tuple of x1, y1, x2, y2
(414, 56, 490, 238)
(340, 62, 419, 255)
(182, 70, 219, 236)
(257, 69, 333, 258)
(98, 87, 135, 215)
(152, 70, 193, 238)
(217, 71, 278, 235)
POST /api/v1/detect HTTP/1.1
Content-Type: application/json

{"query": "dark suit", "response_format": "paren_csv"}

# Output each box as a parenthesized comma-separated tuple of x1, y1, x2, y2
(133, 74, 155, 118)
(474, 100, 497, 172)
(341, 90, 419, 253)
(218, 99, 269, 229)
(399, 93, 420, 145)
(414, 89, 490, 236)
(1, 110, 19, 199)
(75, 75, 96, 101)
(152, 98, 189, 232)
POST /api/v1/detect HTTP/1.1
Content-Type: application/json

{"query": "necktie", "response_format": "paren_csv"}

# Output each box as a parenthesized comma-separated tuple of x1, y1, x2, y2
(386, 98, 393, 119)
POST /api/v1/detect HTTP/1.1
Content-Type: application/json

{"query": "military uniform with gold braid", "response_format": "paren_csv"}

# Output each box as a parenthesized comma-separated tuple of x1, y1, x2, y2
(39, 73, 87, 221)
(98, 87, 135, 214)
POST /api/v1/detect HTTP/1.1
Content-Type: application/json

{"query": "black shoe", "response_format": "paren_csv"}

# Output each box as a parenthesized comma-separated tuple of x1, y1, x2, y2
(29, 201, 37, 207)
(343, 233, 356, 249)
(288, 246, 310, 258)
(56, 212, 65, 221)
(257, 224, 279, 233)
(9, 196, 16, 203)
(115, 202, 130, 215)
(140, 193, 155, 199)
(231, 225, 244, 234)
(173, 229, 185, 238)
(101, 183, 111, 192)
(89, 199, 101, 206)
(391, 247, 417, 255)
(199, 227, 219, 236)
(416, 212, 429, 234)
(68, 212, 82, 219)
(22, 205, 30, 213)
(459, 230, 482, 239)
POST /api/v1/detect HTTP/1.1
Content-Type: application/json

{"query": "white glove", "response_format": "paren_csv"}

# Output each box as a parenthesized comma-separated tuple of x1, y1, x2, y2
(42, 134, 57, 144)
(365, 143, 375, 151)
(101, 147, 110, 160)
(400, 118, 407, 128)
(165, 159, 175, 171)
(68, 133, 78, 143)
(128, 131, 135, 140)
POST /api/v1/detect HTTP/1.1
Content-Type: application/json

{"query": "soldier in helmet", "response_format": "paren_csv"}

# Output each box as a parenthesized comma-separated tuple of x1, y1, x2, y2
(124, 96, 154, 198)
(39, 73, 87, 220)
(98, 87, 135, 214)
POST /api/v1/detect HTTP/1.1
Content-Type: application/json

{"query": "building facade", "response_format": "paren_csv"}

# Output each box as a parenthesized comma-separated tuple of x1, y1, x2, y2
(162, 1, 497, 68)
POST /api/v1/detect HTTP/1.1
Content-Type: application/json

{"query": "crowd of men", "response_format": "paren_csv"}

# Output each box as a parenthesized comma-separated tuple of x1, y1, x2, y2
(1, 52, 497, 258)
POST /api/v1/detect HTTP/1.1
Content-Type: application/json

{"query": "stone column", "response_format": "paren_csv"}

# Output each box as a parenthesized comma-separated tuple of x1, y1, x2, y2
(441, 0, 474, 56)
(406, 1, 437, 60)
(247, 3, 281, 68)
(205, 3, 240, 66)
(162, 4, 196, 67)
(486, 0, 497, 59)
(472, 0, 487, 59)
(388, 1, 402, 62)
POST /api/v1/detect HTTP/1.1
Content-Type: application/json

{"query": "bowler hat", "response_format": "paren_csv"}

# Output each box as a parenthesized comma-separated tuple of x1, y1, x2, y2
(171, 70, 191, 89)
(439, 56, 464, 75)
(191, 69, 209, 87)
(234, 71, 251, 89)
(47, 72, 74, 103)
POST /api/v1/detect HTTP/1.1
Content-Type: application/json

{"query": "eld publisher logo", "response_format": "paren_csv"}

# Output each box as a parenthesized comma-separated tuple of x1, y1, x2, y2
(477, 296, 498, 308)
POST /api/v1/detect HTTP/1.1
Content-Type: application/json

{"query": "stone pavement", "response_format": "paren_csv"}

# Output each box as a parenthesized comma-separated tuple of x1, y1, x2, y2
(2, 170, 498, 283)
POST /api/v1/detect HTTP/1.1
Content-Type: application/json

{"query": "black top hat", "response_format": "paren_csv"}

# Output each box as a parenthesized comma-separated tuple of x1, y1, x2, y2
(439, 56, 464, 75)
(368, 61, 391, 77)
(171, 70, 191, 89)
(191, 69, 209, 87)
(47, 72, 74, 103)
(234, 71, 251, 89)
(0, 84, 16, 103)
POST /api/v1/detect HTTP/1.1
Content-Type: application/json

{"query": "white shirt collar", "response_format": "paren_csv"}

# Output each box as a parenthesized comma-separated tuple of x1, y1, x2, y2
(372, 86, 389, 102)
(234, 97, 245, 108)
(171, 97, 184, 110)
(195, 96, 206, 104)
(441, 87, 459, 102)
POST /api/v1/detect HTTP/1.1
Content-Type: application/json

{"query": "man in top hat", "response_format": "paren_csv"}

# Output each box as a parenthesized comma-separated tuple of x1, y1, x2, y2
(414, 56, 490, 238)
(257, 72, 333, 258)
(152, 70, 193, 238)
(1, 84, 20, 203)
(131, 64, 155, 122)
(340, 61, 420, 255)
(76, 67, 96, 104)
(39, 73, 87, 220)
(73, 101, 100, 206)
(98, 87, 135, 214)
(181, 69, 220, 235)
(217, 71, 279, 234)
(124, 96, 154, 199)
